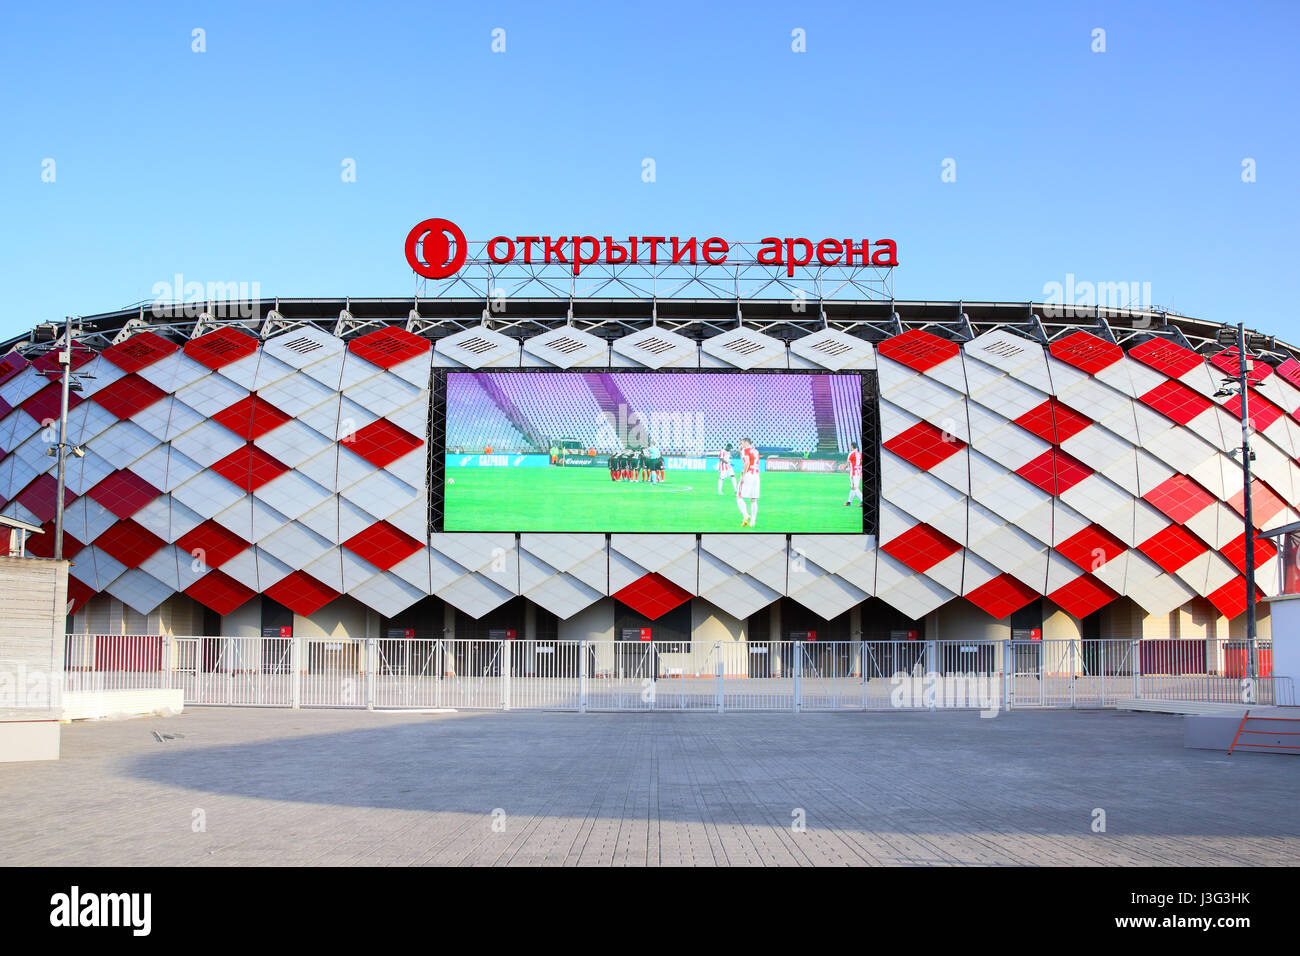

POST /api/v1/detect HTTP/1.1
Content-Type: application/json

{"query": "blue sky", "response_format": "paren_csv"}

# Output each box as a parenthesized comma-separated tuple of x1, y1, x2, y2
(1, 0, 1297, 341)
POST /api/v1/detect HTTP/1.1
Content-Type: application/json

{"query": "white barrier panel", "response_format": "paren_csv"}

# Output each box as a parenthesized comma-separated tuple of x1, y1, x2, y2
(172, 637, 295, 707)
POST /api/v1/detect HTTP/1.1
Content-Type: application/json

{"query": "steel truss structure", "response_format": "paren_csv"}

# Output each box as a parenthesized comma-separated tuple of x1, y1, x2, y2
(7, 298, 1294, 366)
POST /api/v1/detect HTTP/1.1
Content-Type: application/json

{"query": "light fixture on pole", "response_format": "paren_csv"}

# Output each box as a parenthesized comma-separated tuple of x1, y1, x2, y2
(1212, 321, 1259, 680)
(36, 316, 87, 562)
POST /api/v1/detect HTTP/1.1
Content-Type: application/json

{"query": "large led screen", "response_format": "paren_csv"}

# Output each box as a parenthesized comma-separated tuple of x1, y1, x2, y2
(443, 371, 865, 533)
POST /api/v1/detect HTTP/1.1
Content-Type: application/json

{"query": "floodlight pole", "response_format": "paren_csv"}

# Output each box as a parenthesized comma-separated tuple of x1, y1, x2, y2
(53, 315, 72, 562)
(1236, 321, 1258, 680)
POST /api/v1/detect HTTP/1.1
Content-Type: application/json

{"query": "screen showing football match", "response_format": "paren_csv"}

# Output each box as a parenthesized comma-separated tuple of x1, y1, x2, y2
(442, 371, 865, 533)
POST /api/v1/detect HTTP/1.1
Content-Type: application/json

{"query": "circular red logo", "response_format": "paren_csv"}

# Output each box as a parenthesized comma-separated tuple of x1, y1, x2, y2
(404, 218, 467, 279)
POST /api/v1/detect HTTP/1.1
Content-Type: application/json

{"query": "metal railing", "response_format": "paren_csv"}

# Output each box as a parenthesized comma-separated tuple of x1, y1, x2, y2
(53, 635, 1291, 713)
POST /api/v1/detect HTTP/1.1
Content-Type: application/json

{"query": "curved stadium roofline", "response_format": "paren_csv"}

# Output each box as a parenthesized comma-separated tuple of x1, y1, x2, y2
(4, 298, 1296, 366)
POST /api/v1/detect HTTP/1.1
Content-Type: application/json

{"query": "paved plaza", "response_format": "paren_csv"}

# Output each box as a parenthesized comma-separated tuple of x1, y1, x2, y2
(3, 707, 1298, 866)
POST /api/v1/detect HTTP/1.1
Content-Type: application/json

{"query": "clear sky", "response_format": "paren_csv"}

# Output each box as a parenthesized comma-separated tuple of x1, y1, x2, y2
(1, 1, 1297, 342)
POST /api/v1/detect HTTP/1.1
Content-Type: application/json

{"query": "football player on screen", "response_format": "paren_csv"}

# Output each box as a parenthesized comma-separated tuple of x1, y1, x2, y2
(717, 443, 737, 494)
(845, 441, 863, 507)
(645, 441, 663, 484)
(736, 437, 761, 527)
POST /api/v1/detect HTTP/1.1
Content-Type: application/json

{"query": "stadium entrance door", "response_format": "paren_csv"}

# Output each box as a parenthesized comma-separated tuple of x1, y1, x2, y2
(745, 605, 775, 677)
(380, 596, 445, 676)
(615, 637, 658, 686)
(612, 599, 690, 680)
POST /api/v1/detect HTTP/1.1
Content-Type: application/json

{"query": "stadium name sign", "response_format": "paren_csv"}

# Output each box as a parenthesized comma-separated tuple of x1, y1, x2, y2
(405, 218, 898, 279)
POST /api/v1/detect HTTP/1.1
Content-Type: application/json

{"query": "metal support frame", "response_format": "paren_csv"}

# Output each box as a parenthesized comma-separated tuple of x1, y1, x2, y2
(792, 643, 802, 714)
(578, 639, 588, 713)
(427, 367, 447, 533)
(862, 369, 880, 537)
(43, 315, 83, 562)
(1206, 322, 1260, 681)
(1235, 322, 1260, 680)
(715, 642, 724, 713)
(12, 300, 1299, 372)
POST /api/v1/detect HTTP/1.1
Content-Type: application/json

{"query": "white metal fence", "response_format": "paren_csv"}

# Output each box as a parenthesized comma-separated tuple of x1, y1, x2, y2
(54, 635, 1291, 713)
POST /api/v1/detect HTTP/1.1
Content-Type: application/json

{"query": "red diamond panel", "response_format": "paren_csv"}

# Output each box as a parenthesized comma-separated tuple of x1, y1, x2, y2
(184, 327, 259, 370)
(16, 474, 76, 524)
(1220, 531, 1276, 577)
(94, 518, 165, 569)
(0, 352, 28, 387)
(264, 570, 340, 616)
(1049, 332, 1122, 375)
(185, 569, 256, 615)
(66, 576, 97, 615)
(883, 420, 965, 471)
(876, 329, 960, 374)
(612, 571, 693, 620)
(100, 331, 180, 373)
(176, 519, 251, 568)
(1210, 348, 1271, 385)
(349, 419, 423, 468)
(1227, 479, 1286, 526)
(965, 573, 1040, 619)
(1139, 379, 1213, 425)
(1143, 474, 1216, 524)
(1223, 390, 1283, 434)
(881, 523, 962, 573)
(1056, 523, 1127, 572)
(1048, 574, 1117, 618)
(212, 394, 292, 440)
(92, 373, 167, 419)
(1137, 524, 1209, 573)
(0, 395, 12, 419)
(342, 521, 423, 571)
(1127, 338, 1203, 379)
(1206, 576, 1264, 619)
(23, 520, 84, 560)
(211, 443, 290, 492)
(1276, 357, 1300, 392)
(348, 327, 432, 369)
(1015, 448, 1093, 495)
(87, 470, 160, 519)
(22, 381, 82, 424)
(1014, 398, 1092, 445)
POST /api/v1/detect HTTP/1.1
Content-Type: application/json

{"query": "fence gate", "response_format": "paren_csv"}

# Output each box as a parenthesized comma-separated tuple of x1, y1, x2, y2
(374, 638, 442, 709)
(1007, 640, 1085, 708)
(861, 640, 929, 709)
(441, 639, 506, 710)
(170, 637, 295, 707)
(721, 641, 793, 711)
(1008, 640, 1043, 708)
(801, 642, 860, 711)
(509, 640, 583, 711)
(588, 639, 655, 711)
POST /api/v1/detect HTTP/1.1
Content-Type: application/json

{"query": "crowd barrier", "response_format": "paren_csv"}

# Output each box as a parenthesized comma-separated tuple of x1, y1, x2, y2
(45, 636, 1292, 713)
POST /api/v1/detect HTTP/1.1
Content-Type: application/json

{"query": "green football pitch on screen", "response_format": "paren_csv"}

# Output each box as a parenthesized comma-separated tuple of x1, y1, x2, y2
(442, 467, 864, 533)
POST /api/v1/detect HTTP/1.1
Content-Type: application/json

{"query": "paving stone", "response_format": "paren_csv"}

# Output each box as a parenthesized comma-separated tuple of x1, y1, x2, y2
(1, 708, 1297, 866)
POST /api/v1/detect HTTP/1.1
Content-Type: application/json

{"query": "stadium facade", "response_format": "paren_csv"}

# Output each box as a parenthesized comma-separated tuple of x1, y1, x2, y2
(1, 295, 1295, 662)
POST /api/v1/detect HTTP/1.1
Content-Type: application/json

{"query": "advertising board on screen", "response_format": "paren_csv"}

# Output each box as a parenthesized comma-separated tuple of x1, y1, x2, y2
(443, 371, 865, 533)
